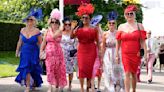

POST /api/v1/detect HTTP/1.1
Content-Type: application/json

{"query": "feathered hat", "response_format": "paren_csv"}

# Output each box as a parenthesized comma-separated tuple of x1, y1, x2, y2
(23, 8, 43, 22)
(107, 11, 118, 21)
(50, 8, 61, 20)
(124, 5, 138, 13)
(76, 3, 95, 17)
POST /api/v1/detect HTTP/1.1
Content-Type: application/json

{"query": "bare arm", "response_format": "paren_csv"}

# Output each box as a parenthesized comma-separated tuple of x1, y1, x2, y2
(15, 35, 22, 57)
(36, 29, 42, 46)
(52, 29, 62, 39)
(101, 32, 107, 58)
(15, 29, 23, 57)
(139, 23, 148, 60)
(115, 24, 123, 64)
(40, 31, 47, 52)
(70, 27, 78, 39)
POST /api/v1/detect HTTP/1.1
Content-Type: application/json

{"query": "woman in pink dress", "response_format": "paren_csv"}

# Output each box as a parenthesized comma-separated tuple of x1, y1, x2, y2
(40, 9, 67, 92)
(115, 5, 147, 92)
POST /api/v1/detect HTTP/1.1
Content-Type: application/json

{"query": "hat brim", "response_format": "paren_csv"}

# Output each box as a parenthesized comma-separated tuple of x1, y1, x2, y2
(90, 15, 103, 27)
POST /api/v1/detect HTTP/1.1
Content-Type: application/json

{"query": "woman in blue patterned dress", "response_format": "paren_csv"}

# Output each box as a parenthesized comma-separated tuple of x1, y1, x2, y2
(15, 9, 43, 92)
(61, 17, 77, 91)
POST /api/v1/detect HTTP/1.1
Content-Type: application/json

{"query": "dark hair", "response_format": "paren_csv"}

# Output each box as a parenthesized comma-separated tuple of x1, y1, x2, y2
(62, 16, 71, 23)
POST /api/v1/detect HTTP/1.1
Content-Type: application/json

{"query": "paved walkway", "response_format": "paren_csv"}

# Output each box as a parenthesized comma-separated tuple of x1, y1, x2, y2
(0, 69, 164, 92)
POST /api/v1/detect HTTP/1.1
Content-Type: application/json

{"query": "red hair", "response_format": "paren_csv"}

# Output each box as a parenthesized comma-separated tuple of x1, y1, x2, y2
(76, 3, 94, 17)
(124, 5, 138, 13)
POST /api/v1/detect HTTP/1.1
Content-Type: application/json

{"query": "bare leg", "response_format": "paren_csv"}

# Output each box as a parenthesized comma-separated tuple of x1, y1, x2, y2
(25, 73, 30, 92)
(124, 72, 130, 92)
(97, 76, 102, 91)
(91, 78, 95, 92)
(47, 85, 52, 92)
(79, 78, 84, 92)
(55, 86, 59, 92)
(68, 73, 73, 91)
(87, 78, 92, 92)
(132, 73, 137, 92)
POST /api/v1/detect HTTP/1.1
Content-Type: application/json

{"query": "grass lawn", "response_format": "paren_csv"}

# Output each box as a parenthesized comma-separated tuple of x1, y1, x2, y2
(0, 51, 19, 78)
(0, 64, 18, 78)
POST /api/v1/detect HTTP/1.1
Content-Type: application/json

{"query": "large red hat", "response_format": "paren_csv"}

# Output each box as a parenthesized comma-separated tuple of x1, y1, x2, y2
(76, 3, 95, 17)
(124, 5, 138, 13)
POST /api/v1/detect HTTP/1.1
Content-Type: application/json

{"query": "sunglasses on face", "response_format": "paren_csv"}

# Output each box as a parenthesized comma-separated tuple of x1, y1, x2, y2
(64, 23, 71, 26)
(147, 33, 151, 34)
(109, 22, 115, 25)
(27, 18, 34, 21)
(51, 21, 59, 24)
(82, 16, 89, 20)
(125, 12, 134, 16)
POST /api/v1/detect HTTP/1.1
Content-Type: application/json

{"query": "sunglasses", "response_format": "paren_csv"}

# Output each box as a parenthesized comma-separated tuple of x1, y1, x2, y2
(147, 33, 151, 34)
(125, 12, 134, 16)
(64, 23, 71, 26)
(27, 18, 34, 21)
(51, 21, 59, 24)
(82, 16, 89, 20)
(109, 22, 115, 25)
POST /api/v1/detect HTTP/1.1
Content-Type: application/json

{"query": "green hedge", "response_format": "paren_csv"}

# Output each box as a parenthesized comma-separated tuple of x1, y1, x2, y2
(0, 21, 25, 51)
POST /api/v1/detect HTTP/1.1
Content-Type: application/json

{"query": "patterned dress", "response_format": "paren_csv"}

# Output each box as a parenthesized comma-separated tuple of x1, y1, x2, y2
(103, 31, 124, 92)
(45, 28, 67, 87)
(61, 34, 77, 74)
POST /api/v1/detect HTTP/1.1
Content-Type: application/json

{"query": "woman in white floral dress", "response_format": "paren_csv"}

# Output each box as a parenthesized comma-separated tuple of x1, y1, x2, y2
(61, 17, 77, 91)
(102, 11, 124, 92)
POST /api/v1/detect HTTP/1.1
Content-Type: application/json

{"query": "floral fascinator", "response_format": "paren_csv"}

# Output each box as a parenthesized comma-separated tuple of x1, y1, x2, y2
(50, 8, 61, 20)
(76, 3, 95, 17)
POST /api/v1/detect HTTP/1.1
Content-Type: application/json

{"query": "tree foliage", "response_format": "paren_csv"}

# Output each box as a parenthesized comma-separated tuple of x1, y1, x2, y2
(0, 0, 143, 29)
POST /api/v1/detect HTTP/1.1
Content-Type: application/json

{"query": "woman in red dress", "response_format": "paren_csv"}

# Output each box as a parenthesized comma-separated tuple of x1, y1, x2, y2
(115, 5, 147, 92)
(71, 3, 101, 92)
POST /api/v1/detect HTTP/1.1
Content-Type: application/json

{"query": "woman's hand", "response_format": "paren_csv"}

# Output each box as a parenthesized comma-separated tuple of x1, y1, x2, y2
(115, 56, 120, 64)
(15, 50, 19, 57)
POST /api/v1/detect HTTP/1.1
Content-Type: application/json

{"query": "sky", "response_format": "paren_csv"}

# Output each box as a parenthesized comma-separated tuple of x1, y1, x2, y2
(141, 0, 164, 37)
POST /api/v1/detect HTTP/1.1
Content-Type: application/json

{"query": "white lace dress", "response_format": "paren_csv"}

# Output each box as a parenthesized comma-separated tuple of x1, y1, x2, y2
(103, 31, 124, 92)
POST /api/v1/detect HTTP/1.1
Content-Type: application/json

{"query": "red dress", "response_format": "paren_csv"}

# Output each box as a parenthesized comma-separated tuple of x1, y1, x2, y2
(116, 30, 146, 73)
(76, 27, 97, 78)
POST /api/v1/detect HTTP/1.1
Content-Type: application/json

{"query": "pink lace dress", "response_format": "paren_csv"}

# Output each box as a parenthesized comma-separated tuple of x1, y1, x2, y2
(45, 28, 67, 87)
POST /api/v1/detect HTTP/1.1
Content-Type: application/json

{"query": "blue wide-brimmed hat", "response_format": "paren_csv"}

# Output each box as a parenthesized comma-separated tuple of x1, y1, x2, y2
(90, 15, 103, 27)
(107, 11, 118, 21)
(23, 8, 43, 22)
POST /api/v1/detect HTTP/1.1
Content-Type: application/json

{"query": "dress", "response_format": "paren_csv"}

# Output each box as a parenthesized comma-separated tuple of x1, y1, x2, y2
(76, 27, 97, 78)
(103, 31, 124, 92)
(45, 28, 67, 87)
(116, 30, 146, 73)
(61, 34, 77, 74)
(15, 32, 43, 87)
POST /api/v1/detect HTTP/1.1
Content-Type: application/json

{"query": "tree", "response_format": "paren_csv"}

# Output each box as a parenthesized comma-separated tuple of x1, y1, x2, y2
(0, 0, 143, 29)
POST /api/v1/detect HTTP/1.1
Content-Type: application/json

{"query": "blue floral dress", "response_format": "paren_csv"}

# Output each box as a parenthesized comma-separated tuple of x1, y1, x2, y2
(61, 34, 77, 74)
